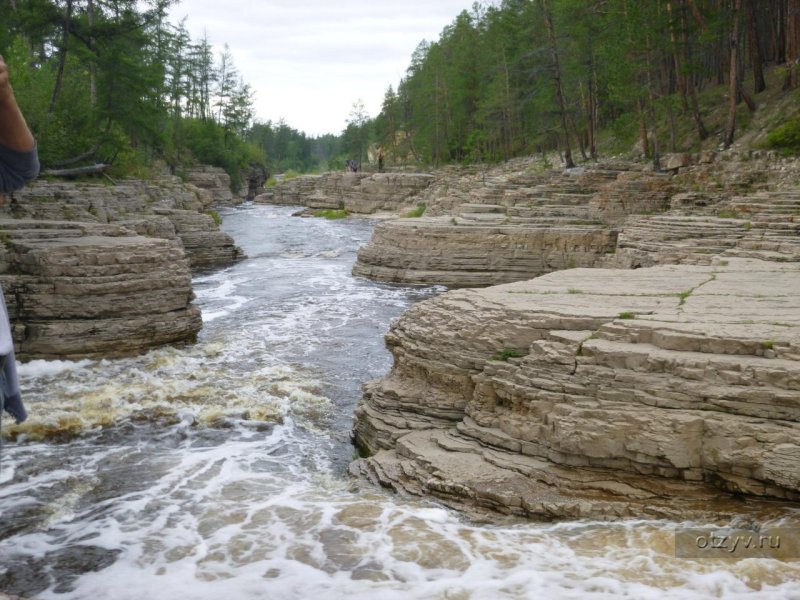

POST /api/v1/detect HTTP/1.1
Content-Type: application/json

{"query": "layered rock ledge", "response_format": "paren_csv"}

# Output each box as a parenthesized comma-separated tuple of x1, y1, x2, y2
(351, 258, 800, 521)
(0, 220, 201, 360)
(0, 173, 244, 359)
(352, 154, 800, 288)
(11, 178, 243, 270)
(256, 172, 434, 214)
(352, 163, 669, 286)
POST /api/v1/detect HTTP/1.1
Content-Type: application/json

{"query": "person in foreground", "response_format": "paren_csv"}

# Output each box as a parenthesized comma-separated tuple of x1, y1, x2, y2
(0, 54, 39, 423)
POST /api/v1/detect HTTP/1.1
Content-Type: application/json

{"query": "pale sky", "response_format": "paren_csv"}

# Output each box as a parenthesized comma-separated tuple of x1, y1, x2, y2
(167, 0, 479, 137)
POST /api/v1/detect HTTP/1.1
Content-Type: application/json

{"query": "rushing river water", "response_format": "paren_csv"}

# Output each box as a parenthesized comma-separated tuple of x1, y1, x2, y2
(1, 204, 799, 599)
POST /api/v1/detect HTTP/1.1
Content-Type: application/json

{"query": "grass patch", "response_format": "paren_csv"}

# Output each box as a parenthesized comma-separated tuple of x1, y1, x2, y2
(677, 290, 692, 306)
(403, 203, 427, 218)
(314, 209, 349, 220)
(618, 311, 636, 320)
(265, 176, 277, 187)
(761, 340, 774, 350)
(716, 209, 740, 219)
(205, 209, 222, 226)
(567, 288, 583, 294)
(282, 169, 302, 182)
(491, 348, 524, 362)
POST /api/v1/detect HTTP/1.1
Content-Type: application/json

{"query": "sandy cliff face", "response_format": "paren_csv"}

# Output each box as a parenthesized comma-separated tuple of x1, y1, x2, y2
(352, 258, 800, 520)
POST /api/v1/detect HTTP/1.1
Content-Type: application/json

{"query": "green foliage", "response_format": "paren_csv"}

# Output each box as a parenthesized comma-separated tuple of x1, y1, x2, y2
(403, 203, 427, 218)
(313, 209, 349, 220)
(761, 340, 774, 350)
(491, 348, 524, 362)
(206, 209, 222, 226)
(618, 312, 635, 320)
(2, 2, 265, 190)
(764, 119, 800, 156)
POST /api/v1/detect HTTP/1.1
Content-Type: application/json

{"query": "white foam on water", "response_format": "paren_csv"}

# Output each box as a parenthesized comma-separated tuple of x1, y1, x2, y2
(0, 463, 14, 484)
(17, 359, 95, 378)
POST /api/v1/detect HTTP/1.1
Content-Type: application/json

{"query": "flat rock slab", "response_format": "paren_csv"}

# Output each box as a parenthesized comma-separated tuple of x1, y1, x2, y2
(352, 258, 800, 521)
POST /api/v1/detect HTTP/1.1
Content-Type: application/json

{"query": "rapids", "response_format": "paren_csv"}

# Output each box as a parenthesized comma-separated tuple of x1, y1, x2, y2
(0, 204, 798, 599)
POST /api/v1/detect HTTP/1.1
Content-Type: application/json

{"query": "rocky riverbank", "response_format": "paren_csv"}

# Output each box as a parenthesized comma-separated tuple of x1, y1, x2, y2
(351, 257, 800, 521)
(351, 152, 800, 287)
(1, 172, 242, 360)
(255, 171, 434, 214)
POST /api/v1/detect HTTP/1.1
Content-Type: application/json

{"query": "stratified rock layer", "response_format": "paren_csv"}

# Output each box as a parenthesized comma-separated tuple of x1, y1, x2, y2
(11, 178, 243, 270)
(0, 220, 201, 360)
(353, 164, 643, 286)
(351, 258, 800, 520)
(184, 165, 236, 205)
(256, 172, 434, 213)
(353, 219, 617, 287)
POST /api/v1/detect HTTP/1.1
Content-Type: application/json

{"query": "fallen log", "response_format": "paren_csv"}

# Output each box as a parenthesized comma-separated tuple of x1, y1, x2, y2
(42, 163, 111, 178)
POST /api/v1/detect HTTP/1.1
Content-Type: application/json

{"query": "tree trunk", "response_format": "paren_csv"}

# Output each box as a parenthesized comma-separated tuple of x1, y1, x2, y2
(645, 35, 661, 171)
(679, 1, 709, 140)
(637, 99, 650, 158)
(541, 0, 574, 168)
(725, 0, 743, 148)
(88, 0, 97, 108)
(746, 0, 766, 92)
(49, 0, 73, 114)
(786, 0, 800, 89)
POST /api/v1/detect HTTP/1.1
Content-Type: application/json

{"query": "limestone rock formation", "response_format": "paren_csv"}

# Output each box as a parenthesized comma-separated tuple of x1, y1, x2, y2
(353, 164, 633, 286)
(255, 172, 434, 214)
(0, 219, 201, 360)
(184, 165, 236, 205)
(353, 218, 617, 287)
(352, 258, 800, 520)
(10, 178, 243, 270)
(352, 154, 800, 288)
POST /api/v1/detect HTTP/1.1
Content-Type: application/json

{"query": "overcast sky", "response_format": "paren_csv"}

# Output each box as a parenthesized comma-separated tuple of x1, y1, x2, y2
(167, 0, 479, 137)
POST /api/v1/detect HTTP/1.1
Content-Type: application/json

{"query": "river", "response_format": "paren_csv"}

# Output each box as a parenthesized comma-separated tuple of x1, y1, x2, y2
(1, 204, 798, 599)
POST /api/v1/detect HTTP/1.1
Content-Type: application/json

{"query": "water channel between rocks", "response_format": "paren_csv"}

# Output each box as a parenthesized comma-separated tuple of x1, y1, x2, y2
(0, 204, 797, 599)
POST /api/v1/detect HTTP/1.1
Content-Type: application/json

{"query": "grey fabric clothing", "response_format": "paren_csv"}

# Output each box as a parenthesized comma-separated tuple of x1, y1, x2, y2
(0, 141, 33, 422)
(0, 142, 39, 194)
(0, 292, 24, 423)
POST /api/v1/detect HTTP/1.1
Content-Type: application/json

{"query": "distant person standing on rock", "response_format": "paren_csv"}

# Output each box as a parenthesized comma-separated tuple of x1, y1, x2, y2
(0, 54, 38, 424)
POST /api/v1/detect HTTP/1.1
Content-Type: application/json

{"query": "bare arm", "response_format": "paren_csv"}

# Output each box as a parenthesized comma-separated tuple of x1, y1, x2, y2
(0, 55, 35, 152)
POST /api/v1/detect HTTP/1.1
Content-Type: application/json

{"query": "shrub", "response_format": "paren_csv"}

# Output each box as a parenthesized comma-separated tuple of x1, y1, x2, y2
(206, 209, 222, 226)
(314, 209, 349, 219)
(491, 348, 524, 361)
(403, 203, 427, 218)
(764, 119, 800, 156)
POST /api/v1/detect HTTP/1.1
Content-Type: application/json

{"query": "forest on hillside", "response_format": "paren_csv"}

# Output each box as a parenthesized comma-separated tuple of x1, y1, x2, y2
(373, 0, 800, 167)
(3, 0, 799, 182)
(0, 0, 348, 186)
